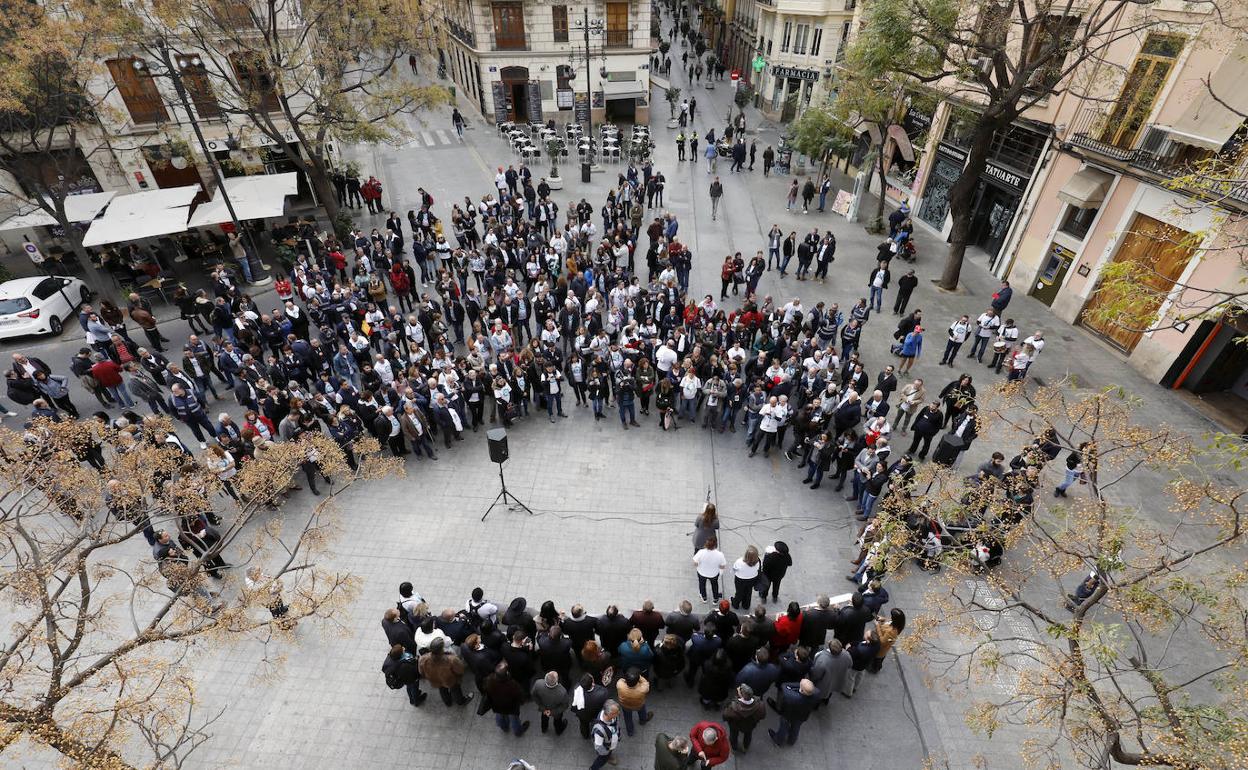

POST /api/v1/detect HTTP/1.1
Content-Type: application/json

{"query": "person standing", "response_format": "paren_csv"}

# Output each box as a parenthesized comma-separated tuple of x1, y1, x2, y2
(938, 315, 971, 366)
(867, 261, 890, 312)
(692, 503, 719, 553)
(759, 541, 792, 603)
(968, 309, 1001, 362)
(381, 643, 426, 707)
(654, 734, 693, 769)
(842, 628, 881, 697)
(767, 678, 818, 747)
(785, 178, 798, 211)
(897, 325, 923, 374)
(1055, 441, 1091, 497)
(809, 639, 852, 707)
(693, 536, 727, 603)
(615, 668, 654, 736)
(991, 279, 1013, 313)
(763, 146, 775, 176)
(531, 670, 572, 735)
(709, 176, 723, 221)
(723, 683, 766, 753)
(730, 545, 760, 610)
(689, 721, 731, 766)
(894, 269, 918, 315)
(704, 141, 718, 174)
(451, 108, 466, 138)
(870, 608, 906, 673)
(484, 663, 530, 735)
(418, 637, 474, 707)
(589, 701, 622, 769)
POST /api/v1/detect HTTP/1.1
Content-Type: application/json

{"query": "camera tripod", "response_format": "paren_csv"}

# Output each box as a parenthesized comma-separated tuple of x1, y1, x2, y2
(482, 461, 534, 521)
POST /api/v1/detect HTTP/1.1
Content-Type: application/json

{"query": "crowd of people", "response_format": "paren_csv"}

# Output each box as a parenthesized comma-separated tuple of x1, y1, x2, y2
(382, 582, 906, 767)
(0, 3, 1096, 764)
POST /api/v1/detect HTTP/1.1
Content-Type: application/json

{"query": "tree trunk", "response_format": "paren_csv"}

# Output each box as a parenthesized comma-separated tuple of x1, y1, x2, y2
(306, 154, 341, 222)
(874, 145, 888, 229)
(939, 115, 1012, 290)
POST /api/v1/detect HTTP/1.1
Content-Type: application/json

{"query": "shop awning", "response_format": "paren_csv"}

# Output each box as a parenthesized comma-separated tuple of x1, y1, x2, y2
(887, 124, 915, 162)
(649, 75, 671, 92)
(0, 192, 117, 232)
(1056, 167, 1113, 209)
(187, 172, 299, 228)
(81, 185, 201, 247)
(604, 91, 648, 101)
(1164, 42, 1248, 151)
(855, 122, 882, 145)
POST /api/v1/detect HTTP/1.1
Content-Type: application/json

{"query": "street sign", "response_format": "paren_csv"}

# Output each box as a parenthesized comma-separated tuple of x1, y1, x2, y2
(730, 70, 739, 81)
(574, 93, 590, 123)
(751, 55, 766, 73)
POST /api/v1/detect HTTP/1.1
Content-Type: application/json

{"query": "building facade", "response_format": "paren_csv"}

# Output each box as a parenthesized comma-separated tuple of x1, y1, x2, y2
(1001, 26, 1248, 415)
(440, 0, 654, 126)
(750, 0, 855, 122)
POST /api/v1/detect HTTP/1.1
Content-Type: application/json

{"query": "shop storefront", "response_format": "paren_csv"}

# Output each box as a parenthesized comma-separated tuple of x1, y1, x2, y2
(916, 110, 1047, 262)
(768, 65, 819, 122)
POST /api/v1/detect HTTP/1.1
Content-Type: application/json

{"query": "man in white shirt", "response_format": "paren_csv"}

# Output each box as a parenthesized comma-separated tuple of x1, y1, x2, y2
(655, 341, 679, 374)
(749, 396, 788, 458)
(968, 309, 1001, 362)
(939, 315, 971, 366)
(1022, 331, 1045, 375)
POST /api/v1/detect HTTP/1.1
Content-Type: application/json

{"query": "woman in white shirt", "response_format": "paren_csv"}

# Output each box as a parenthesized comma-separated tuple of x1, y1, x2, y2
(730, 545, 761, 610)
(679, 369, 703, 423)
(692, 536, 727, 603)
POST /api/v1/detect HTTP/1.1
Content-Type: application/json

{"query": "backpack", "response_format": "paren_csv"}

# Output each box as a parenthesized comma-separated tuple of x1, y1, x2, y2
(384, 666, 404, 690)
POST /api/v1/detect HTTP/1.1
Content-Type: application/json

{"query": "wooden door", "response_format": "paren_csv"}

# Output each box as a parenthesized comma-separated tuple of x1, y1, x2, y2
(1081, 213, 1194, 352)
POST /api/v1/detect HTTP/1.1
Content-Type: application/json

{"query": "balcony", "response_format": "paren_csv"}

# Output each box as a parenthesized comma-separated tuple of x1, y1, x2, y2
(1065, 107, 1248, 205)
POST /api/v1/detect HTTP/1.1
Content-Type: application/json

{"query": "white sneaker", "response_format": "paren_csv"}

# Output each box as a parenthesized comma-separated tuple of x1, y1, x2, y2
(3, 411, 14, 417)
(199, 442, 208, 449)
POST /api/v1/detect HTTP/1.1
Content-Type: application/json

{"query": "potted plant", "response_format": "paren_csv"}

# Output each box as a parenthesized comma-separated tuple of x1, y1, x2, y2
(734, 83, 753, 121)
(665, 86, 682, 129)
(546, 137, 565, 190)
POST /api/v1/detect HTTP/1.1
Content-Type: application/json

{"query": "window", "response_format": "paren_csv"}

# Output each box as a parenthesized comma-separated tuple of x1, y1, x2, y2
(491, 2, 526, 50)
(606, 2, 629, 48)
(106, 58, 168, 125)
(176, 54, 221, 120)
(552, 5, 568, 43)
(811, 27, 823, 58)
(837, 22, 851, 60)
(1060, 205, 1098, 239)
(212, 0, 252, 27)
(229, 52, 280, 113)
(794, 24, 808, 55)
(1024, 15, 1080, 93)
(32, 278, 62, 301)
(1101, 33, 1183, 150)
(556, 64, 574, 90)
(989, 124, 1046, 172)
(781, 21, 792, 53)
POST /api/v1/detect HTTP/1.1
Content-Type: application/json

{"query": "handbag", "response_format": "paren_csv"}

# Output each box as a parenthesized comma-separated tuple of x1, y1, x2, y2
(755, 571, 771, 595)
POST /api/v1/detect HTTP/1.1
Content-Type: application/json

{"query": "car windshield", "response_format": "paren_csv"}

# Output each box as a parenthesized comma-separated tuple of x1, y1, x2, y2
(0, 297, 31, 316)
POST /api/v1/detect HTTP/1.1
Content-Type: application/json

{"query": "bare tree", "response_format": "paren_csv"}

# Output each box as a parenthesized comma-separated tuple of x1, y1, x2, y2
(867, 381, 1247, 769)
(0, 416, 398, 767)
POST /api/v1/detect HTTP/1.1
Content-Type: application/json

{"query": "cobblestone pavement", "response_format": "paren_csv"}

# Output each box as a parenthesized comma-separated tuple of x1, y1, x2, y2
(0, 30, 1237, 770)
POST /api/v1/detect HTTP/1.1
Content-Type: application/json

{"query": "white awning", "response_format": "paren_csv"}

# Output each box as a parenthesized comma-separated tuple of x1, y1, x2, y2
(1056, 167, 1114, 209)
(80, 185, 201, 247)
(0, 192, 117, 232)
(187, 172, 299, 228)
(1164, 42, 1248, 151)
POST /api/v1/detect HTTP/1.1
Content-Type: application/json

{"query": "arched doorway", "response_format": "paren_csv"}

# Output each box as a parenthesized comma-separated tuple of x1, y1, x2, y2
(499, 66, 530, 123)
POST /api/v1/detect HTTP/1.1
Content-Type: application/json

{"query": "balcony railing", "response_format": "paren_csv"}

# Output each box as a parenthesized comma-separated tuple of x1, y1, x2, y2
(1066, 107, 1248, 205)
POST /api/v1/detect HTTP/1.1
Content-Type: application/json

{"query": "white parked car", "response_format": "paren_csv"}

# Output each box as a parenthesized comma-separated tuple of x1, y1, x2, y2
(0, 275, 91, 339)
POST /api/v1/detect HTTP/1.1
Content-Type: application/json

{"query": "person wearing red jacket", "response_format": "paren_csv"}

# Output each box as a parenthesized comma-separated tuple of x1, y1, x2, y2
(389, 261, 413, 313)
(770, 601, 804, 655)
(89, 354, 135, 408)
(689, 720, 731, 767)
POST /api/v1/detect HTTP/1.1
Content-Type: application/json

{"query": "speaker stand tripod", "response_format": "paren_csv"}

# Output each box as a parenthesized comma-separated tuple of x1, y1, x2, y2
(482, 462, 534, 521)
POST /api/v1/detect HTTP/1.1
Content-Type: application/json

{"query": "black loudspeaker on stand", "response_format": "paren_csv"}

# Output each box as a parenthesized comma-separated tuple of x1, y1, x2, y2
(483, 428, 534, 521)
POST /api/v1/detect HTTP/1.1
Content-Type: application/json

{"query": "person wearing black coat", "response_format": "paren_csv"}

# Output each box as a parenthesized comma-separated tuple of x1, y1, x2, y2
(537, 626, 574, 683)
(571, 674, 611, 739)
(768, 679, 819, 746)
(483, 664, 530, 735)
(561, 605, 598, 662)
(894, 270, 919, 315)
(833, 593, 873, 646)
(798, 596, 835, 649)
(500, 631, 537, 688)
(697, 649, 736, 707)
(907, 402, 945, 460)
(382, 644, 427, 706)
(596, 605, 632, 654)
(760, 541, 792, 602)
(462, 636, 503, 693)
(383, 607, 419, 654)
